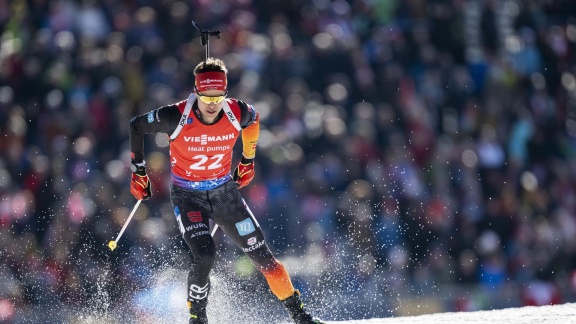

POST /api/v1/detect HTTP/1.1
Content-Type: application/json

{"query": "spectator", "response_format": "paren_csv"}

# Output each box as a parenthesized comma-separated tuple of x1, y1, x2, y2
(1, 0, 575, 321)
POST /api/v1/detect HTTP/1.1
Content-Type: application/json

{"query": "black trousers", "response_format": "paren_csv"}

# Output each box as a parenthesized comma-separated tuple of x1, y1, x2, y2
(170, 180, 277, 302)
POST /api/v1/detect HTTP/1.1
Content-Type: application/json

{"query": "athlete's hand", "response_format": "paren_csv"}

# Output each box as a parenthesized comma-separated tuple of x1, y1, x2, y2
(130, 164, 151, 200)
(233, 157, 255, 189)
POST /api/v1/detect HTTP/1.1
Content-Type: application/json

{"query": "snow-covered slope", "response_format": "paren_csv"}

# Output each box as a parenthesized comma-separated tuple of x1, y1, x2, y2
(328, 302, 575, 323)
(65, 268, 575, 324)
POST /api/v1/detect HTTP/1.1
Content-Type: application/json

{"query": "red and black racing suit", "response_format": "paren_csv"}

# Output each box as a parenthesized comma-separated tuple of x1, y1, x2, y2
(129, 95, 296, 306)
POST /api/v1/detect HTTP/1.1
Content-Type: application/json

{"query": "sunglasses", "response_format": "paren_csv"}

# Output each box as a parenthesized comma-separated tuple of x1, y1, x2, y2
(196, 88, 227, 104)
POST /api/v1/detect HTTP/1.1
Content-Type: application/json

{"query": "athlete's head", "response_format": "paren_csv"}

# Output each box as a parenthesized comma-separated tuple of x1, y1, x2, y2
(194, 58, 227, 93)
(193, 58, 228, 124)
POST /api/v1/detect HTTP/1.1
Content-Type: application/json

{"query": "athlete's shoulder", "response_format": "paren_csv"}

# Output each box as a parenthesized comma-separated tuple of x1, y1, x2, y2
(227, 98, 255, 112)
(172, 93, 198, 113)
(175, 99, 188, 113)
(226, 98, 257, 127)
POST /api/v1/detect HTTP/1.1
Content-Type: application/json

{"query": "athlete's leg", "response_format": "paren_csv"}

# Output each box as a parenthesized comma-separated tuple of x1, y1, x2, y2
(209, 181, 325, 323)
(171, 185, 215, 322)
(209, 181, 296, 300)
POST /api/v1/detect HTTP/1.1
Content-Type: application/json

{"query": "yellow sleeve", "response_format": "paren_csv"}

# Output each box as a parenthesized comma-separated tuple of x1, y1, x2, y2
(241, 113, 259, 159)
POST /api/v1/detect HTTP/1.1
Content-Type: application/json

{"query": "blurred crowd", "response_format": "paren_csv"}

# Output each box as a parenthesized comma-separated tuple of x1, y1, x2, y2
(2, 0, 576, 322)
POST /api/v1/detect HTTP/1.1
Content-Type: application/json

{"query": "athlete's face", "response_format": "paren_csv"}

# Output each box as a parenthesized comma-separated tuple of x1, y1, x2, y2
(196, 89, 227, 124)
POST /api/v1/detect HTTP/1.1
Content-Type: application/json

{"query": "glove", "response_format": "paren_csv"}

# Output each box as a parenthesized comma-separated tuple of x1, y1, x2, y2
(130, 162, 151, 200)
(233, 157, 255, 189)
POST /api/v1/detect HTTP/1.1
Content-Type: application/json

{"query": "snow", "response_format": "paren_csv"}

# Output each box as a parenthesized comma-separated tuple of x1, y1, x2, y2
(326, 303, 576, 324)
(65, 268, 576, 324)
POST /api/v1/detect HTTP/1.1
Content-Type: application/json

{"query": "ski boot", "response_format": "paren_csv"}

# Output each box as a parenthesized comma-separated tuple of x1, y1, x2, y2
(188, 299, 208, 324)
(282, 290, 325, 324)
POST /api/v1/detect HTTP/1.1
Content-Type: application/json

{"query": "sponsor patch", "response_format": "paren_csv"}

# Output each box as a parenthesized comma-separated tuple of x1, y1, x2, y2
(189, 283, 209, 300)
(189, 230, 210, 238)
(178, 113, 188, 126)
(185, 223, 208, 232)
(242, 239, 265, 253)
(235, 218, 256, 236)
(226, 111, 237, 123)
(188, 211, 202, 222)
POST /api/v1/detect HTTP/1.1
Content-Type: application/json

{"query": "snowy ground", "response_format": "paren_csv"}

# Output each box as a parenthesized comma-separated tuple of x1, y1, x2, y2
(328, 303, 576, 324)
(62, 267, 576, 324)
(74, 301, 576, 324)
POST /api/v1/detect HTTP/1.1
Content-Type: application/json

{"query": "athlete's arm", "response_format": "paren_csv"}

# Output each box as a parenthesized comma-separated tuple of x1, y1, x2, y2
(129, 103, 182, 162)
(236, 100, 259, 159)
(241, 114, 259, 159)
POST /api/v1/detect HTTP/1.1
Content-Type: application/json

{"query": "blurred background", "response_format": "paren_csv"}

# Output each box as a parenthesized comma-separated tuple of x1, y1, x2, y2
(2, 0, 576, 322)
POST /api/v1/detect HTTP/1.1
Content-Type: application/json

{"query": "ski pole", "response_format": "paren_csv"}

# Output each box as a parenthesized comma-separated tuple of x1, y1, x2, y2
(108, 199, 142, 251)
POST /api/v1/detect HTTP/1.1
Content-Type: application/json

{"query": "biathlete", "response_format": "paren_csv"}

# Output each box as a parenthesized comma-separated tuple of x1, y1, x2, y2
(128, 57, 324, 324)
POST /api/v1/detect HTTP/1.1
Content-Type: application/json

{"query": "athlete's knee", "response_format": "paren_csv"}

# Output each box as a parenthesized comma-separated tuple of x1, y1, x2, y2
(252, 253, 282, 272)
(188, 240, 216, 267)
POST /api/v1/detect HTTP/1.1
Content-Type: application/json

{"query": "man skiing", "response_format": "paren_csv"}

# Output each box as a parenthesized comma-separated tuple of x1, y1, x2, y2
(129, 57, 324, 324)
